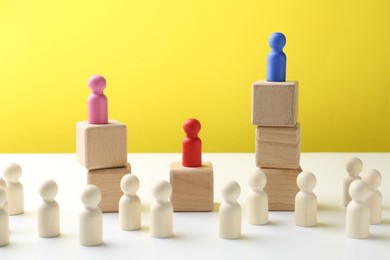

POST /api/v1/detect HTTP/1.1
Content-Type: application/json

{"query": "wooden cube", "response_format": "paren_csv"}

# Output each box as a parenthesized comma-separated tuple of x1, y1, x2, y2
(87, 163, 131, 212)
(76, 120, 128, 170)
(261, 167, 301, 211)
(170, 162, 214, 212)
(255, 123, 301, 169)
(252, 80, 299, 126)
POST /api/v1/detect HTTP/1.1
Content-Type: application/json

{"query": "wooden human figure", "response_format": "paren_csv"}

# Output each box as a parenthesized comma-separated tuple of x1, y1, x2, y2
(80, 185, 103, 246)
(182, 118, 202, 167)
(88, 75, 108, 124)
(343, 157, 363, 207)
(3, 163, 23, 215)
(266, 32, 287, 82)
(362, 169, 382, 224)
(0, 178, 7, 210)
(150, 180, 173, 238)
(119, 174, 141, 231)
(295, 171, 317, 227)
(38, 179, 60, 238)
(0, 188, 9, 247)
(247, 168, 268, 225)
(346, 180, 370, 239)
(219, 181, 241, 239)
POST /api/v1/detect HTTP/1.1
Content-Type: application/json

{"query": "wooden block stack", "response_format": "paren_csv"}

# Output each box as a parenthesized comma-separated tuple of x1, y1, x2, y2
(251, 81, 301, 211)
(251, 33, 302, 211)
(76, 75, 131, 212)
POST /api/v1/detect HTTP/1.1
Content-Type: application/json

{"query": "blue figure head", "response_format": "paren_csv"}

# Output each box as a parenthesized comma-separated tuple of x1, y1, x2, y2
(269, 32, 286, 51)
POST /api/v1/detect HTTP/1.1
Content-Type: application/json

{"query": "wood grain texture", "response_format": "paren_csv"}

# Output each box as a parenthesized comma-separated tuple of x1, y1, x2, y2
(170, 162, 213, 212)
(261, 167, 302, 211)
(256, 123, 301, 169)
(76, 120, 128, 170)
(87, 163, 131, 212)
(252, 80, 298, 126)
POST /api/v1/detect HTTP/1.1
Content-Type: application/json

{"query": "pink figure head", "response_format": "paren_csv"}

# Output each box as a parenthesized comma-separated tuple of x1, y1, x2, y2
(88, 75, 106, 94)
(183, 119, 201, 138)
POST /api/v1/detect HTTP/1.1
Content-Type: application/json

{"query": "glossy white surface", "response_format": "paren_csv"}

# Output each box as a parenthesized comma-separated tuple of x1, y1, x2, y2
(0, 153, 389, 260)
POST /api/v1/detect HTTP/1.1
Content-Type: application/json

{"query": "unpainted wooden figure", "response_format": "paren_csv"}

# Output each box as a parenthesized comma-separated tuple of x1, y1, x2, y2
(3, 163, 23, 215)
(247, 168, 268, 225)
(38, 179, 60, 237)
(219, 181, 241, 239)
(119, 174, 141, 231)
(343, 157, 362, 207)
(150, 180, 173, 238)
(80, 185, 103, 246)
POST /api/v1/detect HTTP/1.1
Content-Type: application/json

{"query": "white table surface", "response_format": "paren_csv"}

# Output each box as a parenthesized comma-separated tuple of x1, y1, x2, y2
(0, 153, 389, 260)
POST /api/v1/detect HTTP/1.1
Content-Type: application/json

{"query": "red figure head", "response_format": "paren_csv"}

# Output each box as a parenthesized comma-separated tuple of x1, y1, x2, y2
(183, 119, 201, 138)
(88, 75, 106, 93)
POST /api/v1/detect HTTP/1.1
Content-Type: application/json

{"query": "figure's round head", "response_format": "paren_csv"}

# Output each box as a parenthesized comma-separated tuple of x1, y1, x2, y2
(349, 180, 370, 203)
(39, 179, 58, 202)
(269, 32, 286, 51)
(248, 168, 266, 191)
(297, 171, 316, 192)
(362, 169, 382, 190)
(152, 180, 172, 202)
(183, 118, 201, 137)
(0, 187, 6, 208)
(120, 174, 140, 196)
(3, 163, 22, 183)
(88, 75, 106, 93)
(81, 185, 101, 208)
(221, 181, 241, 203)
(345, 157, 363, 177)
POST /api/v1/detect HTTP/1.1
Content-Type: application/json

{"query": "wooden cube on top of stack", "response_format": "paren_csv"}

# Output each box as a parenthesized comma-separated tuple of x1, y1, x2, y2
(76, 75, 130, 212)
(251, 33, 301, 211)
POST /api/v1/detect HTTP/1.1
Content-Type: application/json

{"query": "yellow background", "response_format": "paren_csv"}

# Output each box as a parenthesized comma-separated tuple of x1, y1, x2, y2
(0, 0, 389, 153)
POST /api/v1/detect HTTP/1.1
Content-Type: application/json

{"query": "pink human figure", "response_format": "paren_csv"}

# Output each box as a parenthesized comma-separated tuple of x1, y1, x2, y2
(88, 75, 108, 124)
(182, 119, 202, 167)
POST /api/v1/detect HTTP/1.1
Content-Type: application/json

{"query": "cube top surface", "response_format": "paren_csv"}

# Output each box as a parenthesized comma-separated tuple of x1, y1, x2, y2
(76, 120, 124, 130)
(252, 80, 299, 127)
(170, 161, 213, 173)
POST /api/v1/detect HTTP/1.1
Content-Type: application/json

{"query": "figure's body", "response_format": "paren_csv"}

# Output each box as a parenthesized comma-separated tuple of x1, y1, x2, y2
(119, 174, 141, 231)
(3, 163, 23, 215)
(150, 181, 173, 238)
(80, 185, 102, 246)
(266, 32, 286, 82)
(88, 75, 108, 124)
(38, 179, 60, 237)
(295, 171, 317, 227)
(182, 119, 202, 167)
(247, 168, 268, 225)
(219, 181, 241, 239)
(0, 188, 9, 246)
(0, 178, 7, 211)
(362, 169, 382, 224)
(343, 157, 363, 206)
(346, 180, 370, 239)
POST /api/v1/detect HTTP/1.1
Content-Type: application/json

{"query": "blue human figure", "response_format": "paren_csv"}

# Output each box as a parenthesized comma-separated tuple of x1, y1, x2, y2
(266, 32, 286, 82)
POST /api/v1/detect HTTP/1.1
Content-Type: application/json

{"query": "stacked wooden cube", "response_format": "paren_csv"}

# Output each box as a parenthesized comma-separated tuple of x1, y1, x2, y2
(76, 120, 130, 212)
(251, 80, 301, 210)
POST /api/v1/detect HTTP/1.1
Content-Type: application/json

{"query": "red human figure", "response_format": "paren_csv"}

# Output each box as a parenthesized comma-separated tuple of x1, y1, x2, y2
(88, 75, 108, 124)
(182, 119, 202, 167)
